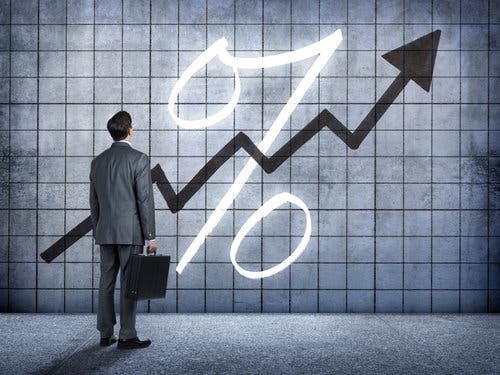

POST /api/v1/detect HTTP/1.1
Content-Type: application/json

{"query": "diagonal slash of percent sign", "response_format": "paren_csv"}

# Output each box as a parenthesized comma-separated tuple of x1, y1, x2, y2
(40, 30, 441, 264)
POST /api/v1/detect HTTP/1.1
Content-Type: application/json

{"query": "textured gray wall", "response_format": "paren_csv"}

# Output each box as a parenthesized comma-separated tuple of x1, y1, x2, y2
(0, 0, 498, 313)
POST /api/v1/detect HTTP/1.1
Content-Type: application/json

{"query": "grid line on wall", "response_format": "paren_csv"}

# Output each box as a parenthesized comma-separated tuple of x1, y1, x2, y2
(430, 0, 434, 312)
(63, 0, 67, 312)
(487, 0, 491, 312)
(289, 0, 292, 313)
(345, 0, 349, 312)
(373, 0, 377, 313)
(317, 0, 321, 312)
(402, 0, 406, 312)
(175, 0, 180, 313)
(260, 0, 264, 313)
(204, 0, 208, 313)
(148, 0, 152, 313)
(35, 0, 39, 311)
(3, 22, 499, 25)
(91, 0, 96, 313)
(232, 0, 236, 313)
(6, 0, 11, 312)
(458, 0, 462, 312)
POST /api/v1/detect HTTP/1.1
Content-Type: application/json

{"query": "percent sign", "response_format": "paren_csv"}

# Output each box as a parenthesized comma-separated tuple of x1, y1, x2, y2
(41, 30, 441, 280)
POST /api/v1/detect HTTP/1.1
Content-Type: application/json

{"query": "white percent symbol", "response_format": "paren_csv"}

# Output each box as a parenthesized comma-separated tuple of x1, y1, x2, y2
(168, 29, 343, 278)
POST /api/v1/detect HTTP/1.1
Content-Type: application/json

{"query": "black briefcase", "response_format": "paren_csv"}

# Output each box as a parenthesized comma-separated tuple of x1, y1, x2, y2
(125, 250, 170, 301)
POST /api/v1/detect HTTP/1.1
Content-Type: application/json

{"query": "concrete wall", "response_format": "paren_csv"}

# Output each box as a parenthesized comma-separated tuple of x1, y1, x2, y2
(0, 0, 498, 312)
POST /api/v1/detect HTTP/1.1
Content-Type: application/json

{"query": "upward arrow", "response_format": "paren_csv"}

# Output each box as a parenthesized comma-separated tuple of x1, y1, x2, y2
(382, 29, 441, 92)
(321, 29, 441, 150)
(40, 30, 441, 264)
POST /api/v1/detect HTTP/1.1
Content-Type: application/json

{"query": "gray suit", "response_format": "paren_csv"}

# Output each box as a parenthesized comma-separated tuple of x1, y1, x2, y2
(89, 140, 156, 339)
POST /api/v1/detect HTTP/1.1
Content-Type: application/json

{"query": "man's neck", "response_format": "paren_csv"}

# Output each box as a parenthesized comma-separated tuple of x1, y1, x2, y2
(116, 139, 131, 144)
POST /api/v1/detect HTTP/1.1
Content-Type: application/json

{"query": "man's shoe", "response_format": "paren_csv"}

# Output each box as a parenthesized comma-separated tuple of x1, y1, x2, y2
(117, 337, 152, 350)
(100, 335, 118, 347)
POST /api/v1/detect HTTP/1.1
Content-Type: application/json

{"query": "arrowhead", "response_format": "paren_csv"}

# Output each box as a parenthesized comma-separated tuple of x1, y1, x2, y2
(382, 30, 441, 92)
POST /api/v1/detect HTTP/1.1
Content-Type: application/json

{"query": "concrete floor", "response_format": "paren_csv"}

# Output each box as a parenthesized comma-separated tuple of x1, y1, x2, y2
(0, 314, 498, 374)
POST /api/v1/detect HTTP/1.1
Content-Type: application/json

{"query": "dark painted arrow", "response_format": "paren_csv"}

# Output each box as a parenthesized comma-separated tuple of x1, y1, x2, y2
(40, 30, 441, 263)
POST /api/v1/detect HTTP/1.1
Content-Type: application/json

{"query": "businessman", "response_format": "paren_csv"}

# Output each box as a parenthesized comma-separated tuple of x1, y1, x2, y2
(89, 111, 157, 349)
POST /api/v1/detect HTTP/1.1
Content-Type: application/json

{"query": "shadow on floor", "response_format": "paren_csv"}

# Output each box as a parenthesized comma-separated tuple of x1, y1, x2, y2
(36, 341, 134, 375)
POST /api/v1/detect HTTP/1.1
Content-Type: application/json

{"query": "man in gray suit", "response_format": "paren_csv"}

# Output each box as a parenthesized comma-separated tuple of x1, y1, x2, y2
(89, 111, 157, 349)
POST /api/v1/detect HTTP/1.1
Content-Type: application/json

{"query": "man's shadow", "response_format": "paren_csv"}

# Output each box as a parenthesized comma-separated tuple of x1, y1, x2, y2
(37, 341, 134, 375)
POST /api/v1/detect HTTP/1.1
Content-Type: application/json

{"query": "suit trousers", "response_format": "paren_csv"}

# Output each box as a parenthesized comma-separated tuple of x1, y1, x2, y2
(97, 244, 143, 339)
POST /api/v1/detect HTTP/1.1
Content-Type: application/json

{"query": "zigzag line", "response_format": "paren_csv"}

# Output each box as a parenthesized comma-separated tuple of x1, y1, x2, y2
(40, 73, 407, 263)
(153, 74, 406, 212)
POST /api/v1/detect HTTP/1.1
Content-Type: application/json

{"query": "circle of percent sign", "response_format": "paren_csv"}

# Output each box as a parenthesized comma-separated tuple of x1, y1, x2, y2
(40, 30, 441, 280)
(230, 192, 312, 280)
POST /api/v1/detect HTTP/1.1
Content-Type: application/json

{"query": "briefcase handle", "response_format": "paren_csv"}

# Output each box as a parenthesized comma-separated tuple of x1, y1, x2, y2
(146, 247, 157, 256)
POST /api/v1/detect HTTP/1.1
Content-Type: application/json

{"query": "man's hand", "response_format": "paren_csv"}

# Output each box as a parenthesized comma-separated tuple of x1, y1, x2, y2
(147, 240, 158, 253)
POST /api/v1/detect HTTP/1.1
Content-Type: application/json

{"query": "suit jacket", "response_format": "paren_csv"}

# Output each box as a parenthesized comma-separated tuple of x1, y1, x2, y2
(89, 141, 156, 245)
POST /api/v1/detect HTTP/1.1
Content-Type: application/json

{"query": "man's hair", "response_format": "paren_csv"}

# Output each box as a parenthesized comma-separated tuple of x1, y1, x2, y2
(107, 111, 132, 141)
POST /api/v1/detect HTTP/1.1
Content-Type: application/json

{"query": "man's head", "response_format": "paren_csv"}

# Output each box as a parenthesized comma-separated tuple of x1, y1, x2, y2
(107, 111, 133, 141)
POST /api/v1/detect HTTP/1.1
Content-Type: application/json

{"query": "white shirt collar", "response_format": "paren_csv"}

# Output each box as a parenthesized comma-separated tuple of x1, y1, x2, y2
(116, 139, 131, 145)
